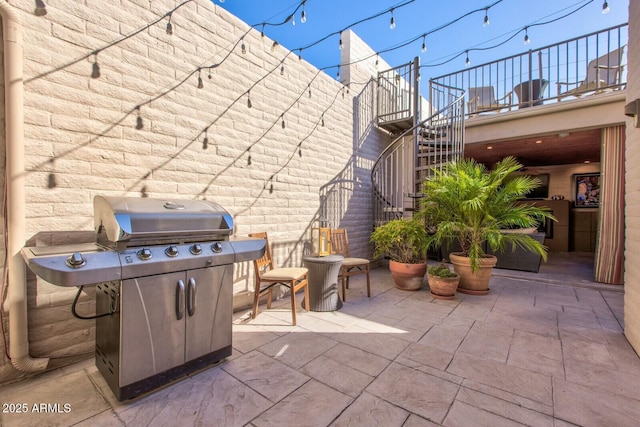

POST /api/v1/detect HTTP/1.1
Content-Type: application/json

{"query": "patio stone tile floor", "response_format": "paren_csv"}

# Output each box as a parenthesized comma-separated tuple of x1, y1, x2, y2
(1, 253, 639, 426)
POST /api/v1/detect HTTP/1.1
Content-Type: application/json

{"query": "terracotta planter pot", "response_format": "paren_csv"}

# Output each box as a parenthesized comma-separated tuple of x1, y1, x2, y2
(389, 260, 426, 291)
(449, 253, 497, 295)
(427, 274, 459, 300)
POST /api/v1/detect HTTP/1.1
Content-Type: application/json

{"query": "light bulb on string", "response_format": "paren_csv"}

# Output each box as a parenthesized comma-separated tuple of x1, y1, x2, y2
(298, 49, 303, 61)
(321, 115, 325, 127)
(523, 27, 530, 45)
(280, 63, 285, 75)
(465, 51, 470, 67)
(241, 39, 246, 54)
(421, 36, 426, 53)
(339, 32, 343, 50)
(91, 54, 101, 78)
(389, 9, 396, 30)
(197, 69, 204, 89)
(247, 91, 252, 108)
(261, 24, 265, 38)
(271, 41, 279, 51)
(281, 115, 286, 129)
(336, 67, 341, 81)
(308, 85, 312, 98)
(208, 68, 212, 79)
(483, 9, 489, 27)
(166, 14, 173, 35)
(291, 14, 296, 26)
(375, 54, 379, 69)
(34, 0, 47, 16)
(602, 1, 610, 14)
(135, 106, 143, 130)
(301, 4, 306, 23)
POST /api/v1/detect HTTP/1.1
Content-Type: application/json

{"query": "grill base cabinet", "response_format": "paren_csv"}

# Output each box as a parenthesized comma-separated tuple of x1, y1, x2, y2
(95, 265, 233, 401)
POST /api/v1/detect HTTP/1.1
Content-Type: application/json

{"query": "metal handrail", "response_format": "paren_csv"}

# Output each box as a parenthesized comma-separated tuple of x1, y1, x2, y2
(431, 23, 628, 115)
(371, 86, 465, 226)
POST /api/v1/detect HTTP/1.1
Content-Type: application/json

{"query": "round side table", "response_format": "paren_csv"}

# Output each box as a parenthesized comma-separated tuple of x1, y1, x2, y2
(302, 254, 344, 311)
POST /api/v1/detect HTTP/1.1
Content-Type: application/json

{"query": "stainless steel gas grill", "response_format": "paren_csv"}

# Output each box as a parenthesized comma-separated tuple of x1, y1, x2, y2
(21, 196, 265, 401)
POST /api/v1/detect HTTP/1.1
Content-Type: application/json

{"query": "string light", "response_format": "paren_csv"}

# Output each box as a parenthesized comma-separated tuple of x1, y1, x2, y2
(280, 63, 285, 75)
(389, 9, 396, 30)
(321, 115, 325, 127)
(602, 1, 610, 14)
(34, 0, 47, 16)
(339, 32, 343, 50)
(375, 54, 379, 69)
(336, 67, 341, 80)
(241, 39, 246, 54)
(301, 1, 307, 23)
(291, 13, 296, 26)
(523, 27, 530, 45)
(483, 8, 489, 26)
(91, 54, 101, 78)
(202, 128, 209, 149)
(247, 91, 252, 108)
(465, 50, 470, 66)
(421, 36, 427, 53)
(135, 106, 143, 130)
(197, 69, 203, 88)
(281, 115, 286, 129)
(208, 68, 212, 79)
(166, 14, 173, 35)
(271, 41, 279, 51)
(298, 49, 303, 61)
(261, 24, 265, 38)
(308, 84, 312, 98)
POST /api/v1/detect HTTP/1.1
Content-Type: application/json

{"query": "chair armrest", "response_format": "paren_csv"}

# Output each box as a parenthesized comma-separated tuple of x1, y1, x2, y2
(496, 91, 512, 104)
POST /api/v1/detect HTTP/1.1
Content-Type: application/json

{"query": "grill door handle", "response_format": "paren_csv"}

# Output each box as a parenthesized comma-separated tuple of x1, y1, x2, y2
(187, 277, 196, 316)
(176, 279, 185, 320)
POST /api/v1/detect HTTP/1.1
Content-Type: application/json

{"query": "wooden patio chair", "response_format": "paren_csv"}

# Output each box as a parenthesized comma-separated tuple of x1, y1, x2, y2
(557, 46, 626, 99)
(466, 86, 512, 115)
(330, 229, 371, 302)
(248, 232, 309, 325)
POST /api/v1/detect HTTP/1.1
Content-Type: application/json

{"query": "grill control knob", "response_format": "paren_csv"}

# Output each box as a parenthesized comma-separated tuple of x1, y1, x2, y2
(137, 248, 152, 260)
(165, 245, 179, 257)
(211, 242, 223, 253)
(190, 243, 202, 255)
(66, 252, 86, 268)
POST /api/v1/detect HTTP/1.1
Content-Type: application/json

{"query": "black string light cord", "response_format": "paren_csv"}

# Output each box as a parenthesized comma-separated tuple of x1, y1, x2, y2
(419, 0, 597, 68)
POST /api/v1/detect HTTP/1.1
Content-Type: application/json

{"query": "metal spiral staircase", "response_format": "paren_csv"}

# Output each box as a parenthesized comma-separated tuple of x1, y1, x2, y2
(372, 58, 466, 226)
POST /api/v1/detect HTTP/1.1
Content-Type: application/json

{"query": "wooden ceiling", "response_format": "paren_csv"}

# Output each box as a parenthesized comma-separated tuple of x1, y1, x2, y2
(463, 128, 602, 167)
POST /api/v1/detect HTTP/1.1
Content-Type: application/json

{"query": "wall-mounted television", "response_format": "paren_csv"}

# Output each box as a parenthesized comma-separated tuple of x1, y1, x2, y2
(524, 173, 549, 199)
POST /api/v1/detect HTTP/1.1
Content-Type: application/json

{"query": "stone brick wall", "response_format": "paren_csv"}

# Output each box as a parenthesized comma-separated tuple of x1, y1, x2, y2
(625, 0, 640, 355)
(0, 0, 390, 383)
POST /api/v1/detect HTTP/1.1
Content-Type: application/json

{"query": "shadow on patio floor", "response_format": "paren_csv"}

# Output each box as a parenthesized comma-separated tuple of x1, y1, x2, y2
(0, 253, 637, 427)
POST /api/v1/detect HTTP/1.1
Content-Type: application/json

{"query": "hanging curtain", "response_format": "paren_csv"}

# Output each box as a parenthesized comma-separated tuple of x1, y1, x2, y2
(594, 126, 625, 284)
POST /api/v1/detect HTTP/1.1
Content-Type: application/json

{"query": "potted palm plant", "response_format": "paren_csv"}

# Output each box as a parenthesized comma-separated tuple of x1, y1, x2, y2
(419, 156, 555, 295)
(427, 263, 459, 300)
(370, 218, 428, 291)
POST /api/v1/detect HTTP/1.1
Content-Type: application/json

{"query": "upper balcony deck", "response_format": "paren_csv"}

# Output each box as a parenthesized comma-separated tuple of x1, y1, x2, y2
(429, 23, 628, 119)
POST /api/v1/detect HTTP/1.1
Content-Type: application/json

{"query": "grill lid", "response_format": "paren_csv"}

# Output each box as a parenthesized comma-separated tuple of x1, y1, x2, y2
(94, 196, 234, 244)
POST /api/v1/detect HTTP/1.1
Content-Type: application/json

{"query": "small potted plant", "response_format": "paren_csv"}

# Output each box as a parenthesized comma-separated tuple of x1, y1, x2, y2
(427, 263, 459, 300)
(370, 218, 428, 291)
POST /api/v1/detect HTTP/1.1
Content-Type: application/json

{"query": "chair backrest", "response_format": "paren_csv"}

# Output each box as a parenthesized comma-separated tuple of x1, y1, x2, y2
(467, 86, 497, 113)
(467, 87, 497, 104)
(248, 232, 274, 279)
(331, 229, 351, 258)
(585, 46, 626, 86)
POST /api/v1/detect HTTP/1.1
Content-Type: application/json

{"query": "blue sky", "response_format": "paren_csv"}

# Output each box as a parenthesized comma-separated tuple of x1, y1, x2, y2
(215, 0, 627, 80)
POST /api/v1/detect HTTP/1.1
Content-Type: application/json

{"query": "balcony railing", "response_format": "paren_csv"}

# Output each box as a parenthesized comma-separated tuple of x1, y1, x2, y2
(430, 23, 628, 117)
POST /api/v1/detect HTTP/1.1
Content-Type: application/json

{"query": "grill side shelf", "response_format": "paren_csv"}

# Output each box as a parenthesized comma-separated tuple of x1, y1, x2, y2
(21, 246, 122, 287)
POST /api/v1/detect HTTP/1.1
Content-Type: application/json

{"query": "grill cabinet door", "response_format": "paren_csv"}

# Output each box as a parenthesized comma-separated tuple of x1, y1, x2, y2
(185, 265, 233, 362)
(120, 272, 186, 386)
